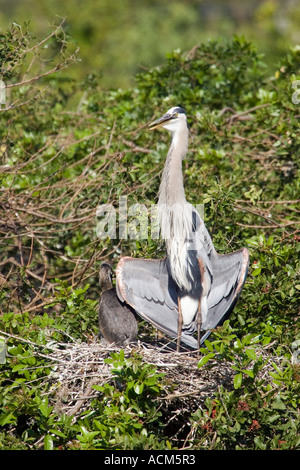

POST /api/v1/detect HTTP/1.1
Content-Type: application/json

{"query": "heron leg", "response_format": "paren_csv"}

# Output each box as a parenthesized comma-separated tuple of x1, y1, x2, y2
(177, 297, 183, 352)
(197, 301, 202, 358)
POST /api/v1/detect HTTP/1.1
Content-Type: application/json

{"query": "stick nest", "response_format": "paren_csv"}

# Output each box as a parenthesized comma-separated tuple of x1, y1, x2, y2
(49, 337, 281, 421)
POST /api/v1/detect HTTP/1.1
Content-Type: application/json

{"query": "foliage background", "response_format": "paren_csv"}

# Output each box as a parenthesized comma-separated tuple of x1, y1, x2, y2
(0, 0, 299, 451)
(0, 0, 300, 88)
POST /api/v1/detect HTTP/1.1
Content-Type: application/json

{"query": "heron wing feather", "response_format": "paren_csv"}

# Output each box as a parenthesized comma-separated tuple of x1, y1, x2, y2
(203, 248, 249, 330)
(116, 256, 198, 349)
(191, 206, 249, 331)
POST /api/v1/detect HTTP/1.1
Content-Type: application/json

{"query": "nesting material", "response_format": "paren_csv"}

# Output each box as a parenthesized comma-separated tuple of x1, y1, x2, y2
(0, 327, 282, 442)
(48, 338, 280, 419)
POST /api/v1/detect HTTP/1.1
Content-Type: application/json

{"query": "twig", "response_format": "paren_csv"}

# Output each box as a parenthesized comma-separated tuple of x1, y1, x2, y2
(6, 51, 79, 90)
(67, 378, 99, 417)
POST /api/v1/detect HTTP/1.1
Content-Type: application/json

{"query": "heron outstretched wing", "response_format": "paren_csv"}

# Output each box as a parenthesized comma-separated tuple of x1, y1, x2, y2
(206, 248, 249, 322)
(191, 206, 249, 312)
(116, 256, 198, 349)
(116, 248, 249, 348)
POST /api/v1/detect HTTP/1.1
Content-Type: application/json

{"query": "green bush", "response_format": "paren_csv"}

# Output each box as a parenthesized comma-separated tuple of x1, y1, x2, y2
(194, 323, 300, 449)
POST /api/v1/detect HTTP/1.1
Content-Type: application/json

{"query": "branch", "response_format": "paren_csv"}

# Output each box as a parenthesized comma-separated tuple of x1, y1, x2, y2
(5, 50, 79, 90)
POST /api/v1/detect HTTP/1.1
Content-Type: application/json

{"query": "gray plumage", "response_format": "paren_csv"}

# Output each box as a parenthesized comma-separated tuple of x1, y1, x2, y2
(116, 107, 249, 351)
(98, 263, 138, 346)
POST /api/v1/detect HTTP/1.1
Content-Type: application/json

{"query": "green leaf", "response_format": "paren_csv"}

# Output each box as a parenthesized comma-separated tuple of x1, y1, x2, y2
(252, 267, 261, 276)
(119, 349, 125, 362)
(262, 336, 272, 346)
(245, 349, 257, 361)
(254, 437, 266, 450)
(49, 429, 66, 438)
(204, 340, 214, 352)
(266, 414, 280, 424)
(39, 397, 53, 417)
(236, 338, 243, 349)
(198, 353, 215, 368)
(12, 364, 27, 372)
(272, 396, 286, 410)
(234, 372, 243, 389)
(243, 369, 254, 378)
(134, 382, 144, 395)
(0, 411, 17, 426)
(77, 426, 100, 443)
(44, 434, 54, 450)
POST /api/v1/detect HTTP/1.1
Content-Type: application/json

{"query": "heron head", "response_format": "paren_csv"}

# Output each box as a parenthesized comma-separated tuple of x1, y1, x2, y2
(99, 262, 113, 289)
(148, 107, 187, 133)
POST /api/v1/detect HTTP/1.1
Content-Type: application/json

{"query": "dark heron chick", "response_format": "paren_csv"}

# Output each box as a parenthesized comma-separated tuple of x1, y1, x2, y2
(98, 263, 138, 346)
(116, 107, 249, 353)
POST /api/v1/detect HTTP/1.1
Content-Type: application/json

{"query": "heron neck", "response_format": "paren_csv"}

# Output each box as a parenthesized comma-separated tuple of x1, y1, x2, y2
(158, 127, 189, 206)
(99, 277, 113, 292)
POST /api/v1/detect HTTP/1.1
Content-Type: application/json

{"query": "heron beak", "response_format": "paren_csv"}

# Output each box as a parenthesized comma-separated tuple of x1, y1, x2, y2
(148, 113, 174, 130)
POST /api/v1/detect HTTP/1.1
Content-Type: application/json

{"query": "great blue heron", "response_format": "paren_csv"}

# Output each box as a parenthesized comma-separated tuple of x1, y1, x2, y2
(98, 263, 138, 346)
(116, 107, 249, 352)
